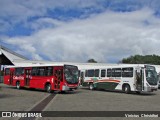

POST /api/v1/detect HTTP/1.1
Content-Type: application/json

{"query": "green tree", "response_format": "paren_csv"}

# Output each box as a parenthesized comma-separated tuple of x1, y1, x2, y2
(87, 59, 97, 63)
(121, 54, 160, 65)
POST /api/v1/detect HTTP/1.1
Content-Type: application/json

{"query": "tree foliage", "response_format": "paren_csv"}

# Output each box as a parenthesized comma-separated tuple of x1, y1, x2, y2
(121, 54, 160, 65)
(87, 59, 97, 63)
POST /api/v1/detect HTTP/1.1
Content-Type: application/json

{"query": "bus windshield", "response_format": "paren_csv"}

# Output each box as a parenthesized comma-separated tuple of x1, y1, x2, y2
(145, 66, 158, 85)
(64, 65, 79, 84)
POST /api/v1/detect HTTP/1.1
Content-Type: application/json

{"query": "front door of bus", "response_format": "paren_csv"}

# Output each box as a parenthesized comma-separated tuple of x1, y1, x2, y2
(9, 70, 14, 85)
(25, 69, 31, 86)
(80, 72, 84, 85)
(136, 69, 144, 91)
(54, 67, 63, 90)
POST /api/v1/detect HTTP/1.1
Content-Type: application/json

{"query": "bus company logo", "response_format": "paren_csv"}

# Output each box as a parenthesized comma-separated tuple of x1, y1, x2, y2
(13, 76, 24, 80)
(2, 112, 11, 117)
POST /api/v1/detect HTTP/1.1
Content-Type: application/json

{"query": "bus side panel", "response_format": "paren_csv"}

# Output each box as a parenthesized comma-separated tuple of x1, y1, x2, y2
(30, 76, 52, 89)
(95, 81, 119, 90)
(3, 75, 10, 85)
(29, 76, 40, 88)
(20, 79, 25, 87)
(82, 77, 93, 87)
(11, 75, 25, 87)
(114, 77, 136, 91)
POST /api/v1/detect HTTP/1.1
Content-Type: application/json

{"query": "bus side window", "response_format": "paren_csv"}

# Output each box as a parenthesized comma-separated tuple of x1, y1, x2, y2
(107, 69, 112, 77)
(45, 67, 53, 76)
(112, 69, 115, 77)
(88, 69, 94, 77)
(32, 67, 37, 76)
(114, 68, 121, 77)
(122, 67, 133, 77)
(5, 68, 10, 75)
(101, 69, 106, 77)
(37, 67, 45, 76)
(15, 68, 24, 76)
(85, 70, 88, 77)
(95, 69, 99, 77)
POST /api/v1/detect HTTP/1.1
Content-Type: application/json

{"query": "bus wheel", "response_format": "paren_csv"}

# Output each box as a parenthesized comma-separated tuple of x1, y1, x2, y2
(16, 81, 20, 89)
(46, 84, 51, 93)
(136, 91, 141, 94)
(89, 83, 94, 90)
(124, 85, 130, 94)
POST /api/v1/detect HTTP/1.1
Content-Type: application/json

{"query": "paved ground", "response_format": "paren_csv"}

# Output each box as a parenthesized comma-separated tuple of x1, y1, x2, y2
(0, 83, 160, 120)
(0, 84, 49, 111)
(45, 88, 160, 111)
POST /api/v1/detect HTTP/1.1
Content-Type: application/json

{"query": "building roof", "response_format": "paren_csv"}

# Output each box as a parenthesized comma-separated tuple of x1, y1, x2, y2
(0, 45, 28, 65)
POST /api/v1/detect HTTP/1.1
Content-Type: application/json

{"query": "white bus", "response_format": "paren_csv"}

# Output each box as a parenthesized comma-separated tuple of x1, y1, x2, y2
(78, 64, 158, 94)
(153, 65, 160, 88)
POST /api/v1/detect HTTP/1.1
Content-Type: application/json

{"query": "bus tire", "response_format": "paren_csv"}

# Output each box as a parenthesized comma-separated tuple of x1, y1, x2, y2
(89, 83, 94, 90)
(136, 91, 141, 94)
(124, 85, 130, 94)
(46, 84, 52, 93)
(16, 81, 20, 89)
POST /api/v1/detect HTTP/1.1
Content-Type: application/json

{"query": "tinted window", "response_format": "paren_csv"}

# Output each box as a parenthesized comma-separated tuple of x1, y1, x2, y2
(101, 69, 106, 77)
(45, 67, 53, 76)
(15, 68, 24, 75)
(107, 69, 112, 77)
(85, 70, 88, 77)
(32, 67, 37, 76)
(95, 69, 99, 77)
(112, 69, 115, 77)
(32, 67, 45, 76)
(88, 70, 94, 77)
(113, 68, 121, 77)
(122, 67, 133, 77)
(5, 68, 10, 75)
(37, 67, 45, 76)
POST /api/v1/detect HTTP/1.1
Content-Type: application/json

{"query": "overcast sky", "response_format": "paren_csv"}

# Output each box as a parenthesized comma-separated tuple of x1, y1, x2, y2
(0, 0, 160, 63)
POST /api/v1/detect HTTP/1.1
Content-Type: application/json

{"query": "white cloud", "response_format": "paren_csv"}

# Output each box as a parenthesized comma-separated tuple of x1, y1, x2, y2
(24, 18, 65, 31)
(0, 0, 104, 21)
(0, 0, 106, 33)
(1, 7, 160, 63)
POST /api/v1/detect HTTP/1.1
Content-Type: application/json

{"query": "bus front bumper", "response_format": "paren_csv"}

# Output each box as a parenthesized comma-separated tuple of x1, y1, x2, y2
(62, 85, 78, 91)
(144, 86, 158, 92)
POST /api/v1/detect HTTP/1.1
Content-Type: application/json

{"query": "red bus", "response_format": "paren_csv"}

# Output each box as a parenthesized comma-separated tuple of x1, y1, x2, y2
(4, 64, 79, 92)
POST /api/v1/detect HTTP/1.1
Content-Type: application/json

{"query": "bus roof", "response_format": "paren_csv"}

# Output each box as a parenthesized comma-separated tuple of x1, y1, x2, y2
(75, 64, 153, 70)
(4, 63, 77, 68)
(4, 60, 154, 70)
